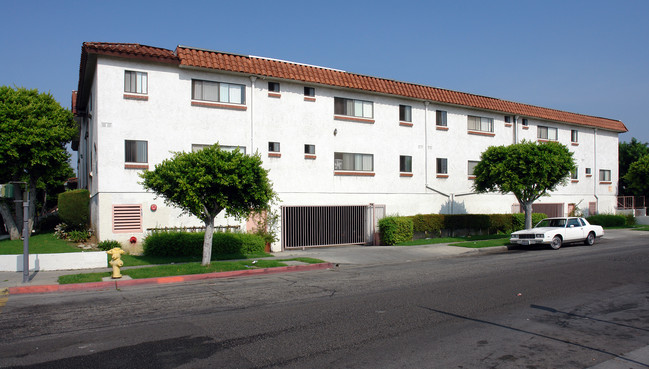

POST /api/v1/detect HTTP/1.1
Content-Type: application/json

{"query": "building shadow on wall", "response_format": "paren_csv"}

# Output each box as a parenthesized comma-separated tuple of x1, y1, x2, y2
(440, 199, 468, 214)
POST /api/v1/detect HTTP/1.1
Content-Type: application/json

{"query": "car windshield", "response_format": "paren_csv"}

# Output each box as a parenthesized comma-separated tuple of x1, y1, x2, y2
(535, 218, 566, 228)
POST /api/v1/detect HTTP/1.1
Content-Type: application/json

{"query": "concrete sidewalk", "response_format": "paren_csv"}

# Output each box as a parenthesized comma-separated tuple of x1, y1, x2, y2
(0, 243, 502, 292)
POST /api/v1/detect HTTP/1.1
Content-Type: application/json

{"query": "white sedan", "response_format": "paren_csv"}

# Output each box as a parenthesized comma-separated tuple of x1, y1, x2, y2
(510, 217, 604, 250)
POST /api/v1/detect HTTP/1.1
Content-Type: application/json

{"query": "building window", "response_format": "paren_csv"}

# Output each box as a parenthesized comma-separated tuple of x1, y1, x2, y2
(468, 160, 479, 176)
(599, 169, 611, 182)
(399, 105, 412, 122)
(400, 155, 412, 173)
(571, 129, 579, 143)
(537, 126, 558, 140)
(125, 140, 148, 163)
(304, 87, 315, 97)
(304, 144, 315, 155)
(192, 79, 245, 104)
(436, 110, 447, 126)
(571, 167, 579, 180)
(192, 144, 246, 154)
(585, 167, 592, 176)
(436, 158, 448, 174)
(124, 71, 147, 94)
(504, 116, 512, 123)
(268, 82, 280, 93)
(334, 97, 373, 118)
(522, 118, 529, 126)
(268, 142, 280, 152)
(334, 152, 373, 171)
(468, 115, 493, 132)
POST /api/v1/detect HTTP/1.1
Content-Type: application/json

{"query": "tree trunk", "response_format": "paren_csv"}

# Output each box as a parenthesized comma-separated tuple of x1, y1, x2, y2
(202, 218, 215, 266)
(523, 202, 533, 229)
(0, 201, 21, 240)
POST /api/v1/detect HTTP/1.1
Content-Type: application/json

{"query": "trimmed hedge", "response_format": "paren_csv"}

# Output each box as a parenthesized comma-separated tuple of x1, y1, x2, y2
(58, 189, 89, 230)
(143, 231, 266, 257)
(586, 214, 626, 227)
(511, 213, 548, 232)
(406, 213, 547, 235)
(379, 216, 414, 245)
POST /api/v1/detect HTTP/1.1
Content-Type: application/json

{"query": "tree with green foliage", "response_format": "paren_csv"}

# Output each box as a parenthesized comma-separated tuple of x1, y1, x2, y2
(140, 145, 275, 265)
(619, 138, 649, 196)
(0, 86, 77, 239)
(623, 154, 649, 201)
(472, 141, 575, 230)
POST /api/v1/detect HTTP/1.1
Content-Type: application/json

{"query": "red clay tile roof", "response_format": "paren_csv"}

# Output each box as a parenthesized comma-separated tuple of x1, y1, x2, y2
(76, 42, 627, 132)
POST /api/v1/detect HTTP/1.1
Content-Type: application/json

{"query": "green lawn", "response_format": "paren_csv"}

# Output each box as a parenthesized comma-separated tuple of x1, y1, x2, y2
(58, 257, 325, 284)
(0, 233, 81, 254)
(449, 238, 511, 248)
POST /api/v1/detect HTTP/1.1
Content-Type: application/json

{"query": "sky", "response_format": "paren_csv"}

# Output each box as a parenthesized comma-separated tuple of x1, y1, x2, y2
(2, 0, 648, 157)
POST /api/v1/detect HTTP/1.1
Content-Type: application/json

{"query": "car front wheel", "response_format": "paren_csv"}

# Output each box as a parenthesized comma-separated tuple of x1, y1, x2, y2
(584, 232, 596, 246)
(550, 235, 562, 250)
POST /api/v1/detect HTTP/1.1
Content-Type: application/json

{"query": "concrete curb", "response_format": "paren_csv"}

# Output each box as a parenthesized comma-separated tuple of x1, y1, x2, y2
(7, 262, 335, 295)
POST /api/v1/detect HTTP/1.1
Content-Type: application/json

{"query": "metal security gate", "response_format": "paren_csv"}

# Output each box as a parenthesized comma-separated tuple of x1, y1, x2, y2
(282, 205, 383, 249)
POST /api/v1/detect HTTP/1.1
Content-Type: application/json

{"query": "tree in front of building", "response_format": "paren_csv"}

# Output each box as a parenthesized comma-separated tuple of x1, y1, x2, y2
(0, 86, 77, 239)
(140, 145, 275, 266)
(623, 154, 649, 202)
(472, 141, 575, 230)
(618, 138, 649, 196)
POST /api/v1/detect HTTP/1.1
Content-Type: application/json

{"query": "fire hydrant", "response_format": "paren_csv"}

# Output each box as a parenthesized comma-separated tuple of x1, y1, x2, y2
(106, 247, 125, 279)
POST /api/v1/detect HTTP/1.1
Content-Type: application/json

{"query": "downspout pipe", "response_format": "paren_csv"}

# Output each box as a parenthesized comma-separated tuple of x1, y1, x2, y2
(593, 128, 599, 214)
(424, 101, 430, 188)
(249, 76, 257, 151)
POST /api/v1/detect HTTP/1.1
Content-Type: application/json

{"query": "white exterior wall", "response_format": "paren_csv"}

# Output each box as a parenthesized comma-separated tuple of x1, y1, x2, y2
(81, 55, 622, 249)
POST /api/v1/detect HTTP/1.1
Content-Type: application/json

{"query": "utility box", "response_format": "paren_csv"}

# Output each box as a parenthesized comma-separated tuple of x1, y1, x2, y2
(0, 184, 15, 198)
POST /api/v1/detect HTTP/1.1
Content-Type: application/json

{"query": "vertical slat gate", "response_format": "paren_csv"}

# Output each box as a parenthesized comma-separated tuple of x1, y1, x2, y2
(282, 205, 374, 249)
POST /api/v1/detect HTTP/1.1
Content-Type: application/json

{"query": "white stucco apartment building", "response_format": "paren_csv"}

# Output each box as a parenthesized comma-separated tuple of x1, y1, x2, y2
(72, 42, 627, 251)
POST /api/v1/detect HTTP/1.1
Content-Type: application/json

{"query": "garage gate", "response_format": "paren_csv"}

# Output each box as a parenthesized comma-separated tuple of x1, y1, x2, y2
(281, 205, 385, 249)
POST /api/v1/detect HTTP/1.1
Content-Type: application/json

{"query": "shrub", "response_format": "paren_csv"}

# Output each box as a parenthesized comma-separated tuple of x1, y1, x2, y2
(410, 214, 444, 235)
(512, 213, 547, 232)
(36, 212, 61, 233)
(624, 214, 636, 226)
(143, 231, 266, 257)
(58, 189, 89, 230)
(67, 229, 91, 243)
(587, 214, 626, 227)
(379, 216, 413, 245)
(488, 214, 513, 234)
(98, 240, 121, 251)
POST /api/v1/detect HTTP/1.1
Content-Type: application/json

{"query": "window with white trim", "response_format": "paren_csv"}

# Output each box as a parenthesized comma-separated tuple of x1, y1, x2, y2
(125, 140, 148, 163)
(436, 110, 447, 126)
(585, 168, 592, 175)
(334, 152, 373, 171)
(400, 155, 412, 173)
(468, 160, 479, 176)
(571, 129, 579, 143)
(437, 158, 448, 174)
(537, 126, 558, 140)
(192, 79, 245, 104)
(399, 105, 412, 122)
(468, 115, 493, 132)
(599, 169, 611, 182)
(334, 97, 373, 118)
(191, 144, 246, 154)
(124, 71, 147, 94)
(305, 144, 315, 154)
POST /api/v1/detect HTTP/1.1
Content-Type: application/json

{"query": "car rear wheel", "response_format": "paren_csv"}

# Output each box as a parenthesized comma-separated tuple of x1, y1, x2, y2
(550, 235, 562, 250)
(584, 232, 596, 246)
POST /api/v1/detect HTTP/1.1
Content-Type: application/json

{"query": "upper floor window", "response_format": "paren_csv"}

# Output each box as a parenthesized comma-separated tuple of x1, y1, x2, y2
(571, 167, 579, 180)
(571, 129, 579, 143)
(400, 155, 412, 173)
(468, 115, 493, 132)
(268, 142, 280, 152)
(436, 158, 448, 174)
(599, 169, 611, 182)
(399, 105, 412, 122)
(585, 167, 592, 175)
(124, 71, 147, 94)
(268, 82, 280, 93)
(125, 140, 148, 163)
(304, 144, 315, 154)
(504, 116, 512, 123)
(522, 118, 529, 126)
(334, 152, 373, 171)
(334, 97, 373, 118)
(304, 87, 315, 97)
(468, 160, 479, 176)
(538, 126, 558, 141)
(436, 110, 447, 126)
(192, 79, 245, 104)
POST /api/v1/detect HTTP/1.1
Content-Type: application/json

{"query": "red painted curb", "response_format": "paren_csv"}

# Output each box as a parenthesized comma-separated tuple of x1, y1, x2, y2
(7, 263, 334, 295)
